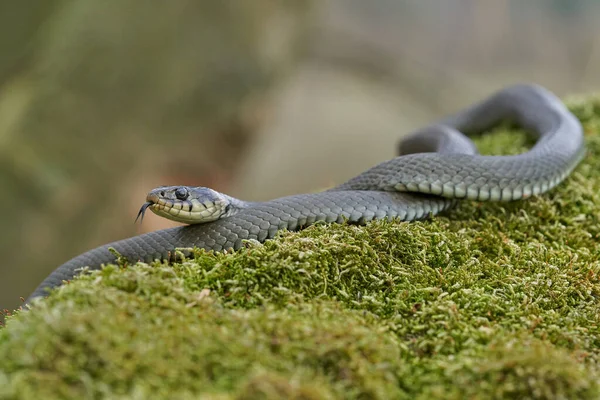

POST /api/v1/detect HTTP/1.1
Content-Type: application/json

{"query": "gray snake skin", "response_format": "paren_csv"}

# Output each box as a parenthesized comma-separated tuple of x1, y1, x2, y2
(27, 84, 585, 302)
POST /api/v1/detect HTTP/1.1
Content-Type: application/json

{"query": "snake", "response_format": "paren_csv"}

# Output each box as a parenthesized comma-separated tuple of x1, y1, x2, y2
(26, 84, 585, 302)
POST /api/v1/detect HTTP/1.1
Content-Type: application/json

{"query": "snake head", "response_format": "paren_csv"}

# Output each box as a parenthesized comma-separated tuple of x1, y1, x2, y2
(136, 186, 233, 225)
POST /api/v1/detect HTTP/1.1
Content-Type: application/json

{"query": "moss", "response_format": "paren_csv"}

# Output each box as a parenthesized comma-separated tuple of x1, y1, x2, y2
(1, 93, 600, 399)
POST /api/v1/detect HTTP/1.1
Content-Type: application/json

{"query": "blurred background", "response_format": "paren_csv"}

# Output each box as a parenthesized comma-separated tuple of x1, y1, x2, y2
(1, 0, 600, 316)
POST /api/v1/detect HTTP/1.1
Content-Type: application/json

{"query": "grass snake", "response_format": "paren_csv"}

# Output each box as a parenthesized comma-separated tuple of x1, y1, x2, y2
(27, 84, 585, 302)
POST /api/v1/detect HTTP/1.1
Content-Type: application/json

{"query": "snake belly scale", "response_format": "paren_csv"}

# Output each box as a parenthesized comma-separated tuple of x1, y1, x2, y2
(27, 84, 585, 302)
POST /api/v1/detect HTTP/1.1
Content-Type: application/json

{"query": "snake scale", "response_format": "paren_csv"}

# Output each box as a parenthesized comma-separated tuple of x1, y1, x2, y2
(27, 84, 585, 302)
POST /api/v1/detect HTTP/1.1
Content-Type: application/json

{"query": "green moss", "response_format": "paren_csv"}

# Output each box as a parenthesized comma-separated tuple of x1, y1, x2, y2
(1, 93, 600, 399)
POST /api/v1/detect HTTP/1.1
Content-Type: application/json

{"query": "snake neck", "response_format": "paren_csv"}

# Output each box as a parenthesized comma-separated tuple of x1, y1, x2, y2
(221, 193, 256, 217)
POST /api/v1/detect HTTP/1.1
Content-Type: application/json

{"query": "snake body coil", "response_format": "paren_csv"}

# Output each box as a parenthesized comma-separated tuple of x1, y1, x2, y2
(27, 84, 585, 301)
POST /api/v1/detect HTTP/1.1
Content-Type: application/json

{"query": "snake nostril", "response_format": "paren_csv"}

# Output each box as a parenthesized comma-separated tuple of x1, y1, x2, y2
(160, 191, 165, 197)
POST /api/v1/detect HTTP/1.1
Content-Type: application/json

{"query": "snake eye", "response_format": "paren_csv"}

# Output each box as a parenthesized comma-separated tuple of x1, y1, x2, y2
(175, 187, 189, 200)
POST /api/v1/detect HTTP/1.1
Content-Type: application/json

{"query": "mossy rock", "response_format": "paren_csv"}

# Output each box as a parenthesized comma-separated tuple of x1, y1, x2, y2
(1, 93, 599, 399)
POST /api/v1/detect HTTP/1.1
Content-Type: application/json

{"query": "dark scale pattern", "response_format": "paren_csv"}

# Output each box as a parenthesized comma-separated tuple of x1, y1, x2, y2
(27, 84, 585, 301)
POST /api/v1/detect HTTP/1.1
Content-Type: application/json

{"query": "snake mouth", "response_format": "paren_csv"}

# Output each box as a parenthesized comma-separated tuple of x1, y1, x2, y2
(135, 197, 227, 225)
